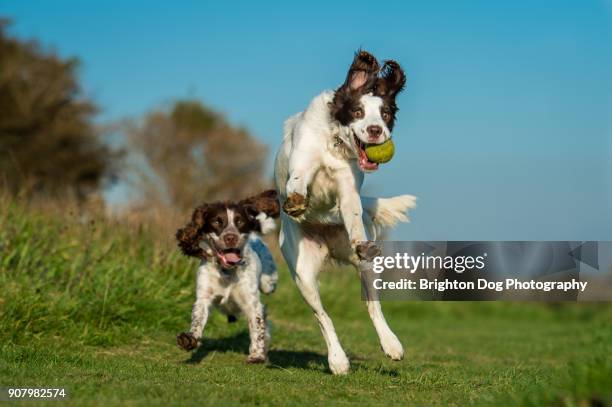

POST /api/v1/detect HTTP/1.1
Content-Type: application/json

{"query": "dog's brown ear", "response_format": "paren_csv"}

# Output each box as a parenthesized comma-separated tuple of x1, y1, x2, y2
(375, 60, 406, 98)
(191, 204, 209, 228)
(176, 204, 210, 259)
(240, 190, 280, 234)
(341, 50, 380, 92)
(240, 189, 280, 219)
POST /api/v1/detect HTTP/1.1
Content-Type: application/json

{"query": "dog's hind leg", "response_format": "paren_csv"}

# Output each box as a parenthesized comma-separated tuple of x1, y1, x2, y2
(231, 284, 269, 364)
(280, 217, 350, 375)
(360, 269, 404, 361)
(352, 228, 404, 361)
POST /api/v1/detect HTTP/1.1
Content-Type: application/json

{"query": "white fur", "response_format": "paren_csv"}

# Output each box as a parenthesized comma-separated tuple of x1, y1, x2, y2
(274, 90, 416, 374)
(362, 195, 417, 239)
(256, 213, 277, 234)
(186, 236, 276, 362)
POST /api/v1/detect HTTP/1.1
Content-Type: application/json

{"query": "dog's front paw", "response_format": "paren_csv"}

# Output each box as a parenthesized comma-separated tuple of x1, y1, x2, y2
(176, 332, 198, 351)
(282, 193, 308, 218)
(356, 241, 381, 261)
(247, 353, 267, 364)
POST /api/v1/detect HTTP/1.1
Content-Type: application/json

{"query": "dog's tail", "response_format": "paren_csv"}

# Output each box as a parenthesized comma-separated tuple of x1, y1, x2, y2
(361, 195, 417, 238)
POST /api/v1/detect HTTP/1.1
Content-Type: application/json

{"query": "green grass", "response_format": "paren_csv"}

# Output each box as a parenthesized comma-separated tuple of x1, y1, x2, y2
(1, 197, 611, 406)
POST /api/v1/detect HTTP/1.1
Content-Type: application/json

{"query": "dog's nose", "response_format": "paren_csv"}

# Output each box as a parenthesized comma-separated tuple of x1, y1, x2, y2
(366, 125, 383, 140)
(223, 234, 238, 247)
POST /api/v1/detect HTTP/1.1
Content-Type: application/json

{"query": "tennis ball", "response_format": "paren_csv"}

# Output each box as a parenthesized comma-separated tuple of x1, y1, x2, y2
(365, 139, 395, 163)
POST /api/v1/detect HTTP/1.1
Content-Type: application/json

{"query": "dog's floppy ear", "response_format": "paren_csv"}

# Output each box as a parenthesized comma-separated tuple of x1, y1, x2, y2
(241, 189, 280, 218)
(240, 189, 280, 234)
(176, 204, 210, 259)
(341, 50, 380, 92)
(330, 50, 381, 124)
(375, 60, 406, 98)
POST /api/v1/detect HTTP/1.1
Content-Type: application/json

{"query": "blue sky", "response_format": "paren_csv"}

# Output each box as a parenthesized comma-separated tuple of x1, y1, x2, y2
(3, 0, 611, 240)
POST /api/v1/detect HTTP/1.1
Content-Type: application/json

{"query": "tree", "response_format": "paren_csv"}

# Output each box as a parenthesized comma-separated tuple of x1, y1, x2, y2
(128, 100, 269, 212)
(0, 19, 117, 198)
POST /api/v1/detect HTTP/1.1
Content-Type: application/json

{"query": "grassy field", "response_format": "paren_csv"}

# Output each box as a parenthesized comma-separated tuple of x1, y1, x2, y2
(1, 197, 611, 406)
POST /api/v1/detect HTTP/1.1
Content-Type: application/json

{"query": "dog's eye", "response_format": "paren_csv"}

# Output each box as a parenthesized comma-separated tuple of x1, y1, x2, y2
(235, 218, 244, 226)
(213, 218, 222, 226)
(352, 108, 364, 119)
(381, 108, 391, 121)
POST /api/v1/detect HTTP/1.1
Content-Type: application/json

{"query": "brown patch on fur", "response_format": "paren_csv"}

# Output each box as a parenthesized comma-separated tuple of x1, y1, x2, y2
(176, 332, 198, 351)
(240, 189, 280, 226)
(374, 60, 406, 130)
(282, 192, 308, 218)
(256, 315, 266, 343)
(203, 203, 231, 234)
(344, 50, 380, 90)
(176, 204, 210, 259)
(375, 60, 406, 98)
(356, 241, 381, 261)
(330, 50, 380, 126)
(246, 312, 268, 363)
